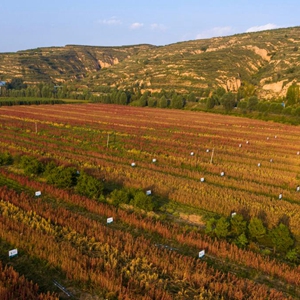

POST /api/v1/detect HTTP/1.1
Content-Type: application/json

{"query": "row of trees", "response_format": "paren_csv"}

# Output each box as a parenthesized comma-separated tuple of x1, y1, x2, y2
(205, 214, 295, 258)
(10, 153, 159, 212)
(2, 77, 300, 114)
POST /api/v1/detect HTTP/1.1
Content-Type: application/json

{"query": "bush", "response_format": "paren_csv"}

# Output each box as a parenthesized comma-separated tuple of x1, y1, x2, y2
(75, 171, 103, 200)
(46, 166, 78, 188)
(0, 152, 13, 166)
(20, 155, 44, 175)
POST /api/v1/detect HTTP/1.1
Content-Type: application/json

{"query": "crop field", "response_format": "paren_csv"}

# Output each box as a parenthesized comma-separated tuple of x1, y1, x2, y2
(0, 103, 300, 299)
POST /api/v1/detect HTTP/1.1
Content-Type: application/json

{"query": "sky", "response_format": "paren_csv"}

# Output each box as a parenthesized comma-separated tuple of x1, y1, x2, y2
(1, 0, 299, 53)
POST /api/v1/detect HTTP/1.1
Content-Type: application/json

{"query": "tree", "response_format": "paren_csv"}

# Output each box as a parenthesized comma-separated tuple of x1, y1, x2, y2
(247, 96, 258, 111)
(158, 95, 168, 108)
(130, 190, 156, 211)
(234, 233, 248, 248)
(0, 152, 13, 166)
(248, 217, 266, 242)
(75, 172, 103, 200)
(269, 223, 294, 253)
(7, 78, 27, 90)
(286, 83, 300, 106)
(20, 156, 44, 175)
(46, 166, 78, 188)
(171, 95, 184, 109)
(206, 97, 215, 109)
(230, 214, 247, 238)
(214, 217, 229, 239)
(221, 92, 236, 112)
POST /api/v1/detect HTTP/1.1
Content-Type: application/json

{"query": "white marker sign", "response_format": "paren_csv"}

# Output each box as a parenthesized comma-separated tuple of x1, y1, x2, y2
(152, 158, 157, 163)
(199, 250, 205, 258)
(9, 249, 18, 258)
(231, 212, 237, 218)
(35, 191, 41, 197)
(200, 177, 205, 182)
(146, 190, 152, 196)
(131, 162, 136, 167)
(220, 172, 225, 177)
(107, 217, 113, 224)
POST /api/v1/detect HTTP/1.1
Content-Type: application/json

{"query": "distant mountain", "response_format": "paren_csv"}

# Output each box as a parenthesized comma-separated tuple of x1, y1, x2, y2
(1, 26, 300, 98)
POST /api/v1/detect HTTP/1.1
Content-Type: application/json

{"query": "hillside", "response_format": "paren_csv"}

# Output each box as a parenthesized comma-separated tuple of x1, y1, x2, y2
(1, 26, 300, 98)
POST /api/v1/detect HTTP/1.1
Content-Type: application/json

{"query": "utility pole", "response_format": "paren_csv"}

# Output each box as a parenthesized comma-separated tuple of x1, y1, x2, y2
(107, 133, 110, 148)
(210, 148, 215, 164)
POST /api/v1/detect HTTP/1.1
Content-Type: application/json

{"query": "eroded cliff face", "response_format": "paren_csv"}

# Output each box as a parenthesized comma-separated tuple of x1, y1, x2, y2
(98, 57, 119, 68)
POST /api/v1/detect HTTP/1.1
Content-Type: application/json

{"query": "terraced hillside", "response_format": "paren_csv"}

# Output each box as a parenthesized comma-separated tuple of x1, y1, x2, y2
(1, 26, 300, 98)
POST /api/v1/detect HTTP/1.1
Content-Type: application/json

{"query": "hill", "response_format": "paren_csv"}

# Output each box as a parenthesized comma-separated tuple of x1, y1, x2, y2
(1, 26, 300, 98)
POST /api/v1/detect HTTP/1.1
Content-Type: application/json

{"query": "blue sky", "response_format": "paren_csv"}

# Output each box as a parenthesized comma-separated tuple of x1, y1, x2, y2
(1, 0, 299, 53)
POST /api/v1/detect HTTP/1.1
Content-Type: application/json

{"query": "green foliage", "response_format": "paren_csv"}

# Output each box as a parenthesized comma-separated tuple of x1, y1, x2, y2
(206, 97, 215, 109)
(214, 217, 230, 239)
(158, 95, 168, 108)
(6, 78, 27, 90)
(285, 248, 298, 262)
(130, 190, 156, 211)
(248, 217, 266, 241)
(46, 166, 78, 188)
(234, 233, 248, 248)
(247, 96, 258, 111)
(269, 223, 294, 253)
(75, 171, 103, 200)
(0, 152, 13, 166)
(221, 92, 236, 112)
(20, 155, 44, 175)
(286, 83, 300, 106)
(230, 214, 247, 238)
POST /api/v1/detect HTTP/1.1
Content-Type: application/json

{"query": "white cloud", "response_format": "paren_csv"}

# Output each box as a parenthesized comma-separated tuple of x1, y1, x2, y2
(196, 26, 233, 39)
(150, 23, 166, 31)
(99, 17, 122, 25)
(130, 22, 144, 29)
(246, 23, 277, 33)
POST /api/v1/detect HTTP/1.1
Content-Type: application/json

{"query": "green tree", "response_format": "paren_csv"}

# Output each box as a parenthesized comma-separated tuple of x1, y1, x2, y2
(247, 96, 258, 111)
(269, 223, 294, 253)
(286, 83, 300, 106)
(221, 92, 236, 112)
(158, 95, 168, 108)
(205, 218, 217, 235)
(75, 172, 103, 200)
(110, 189, 132, 206)
(7, 78, 27, 90)
(46, 166, 78, 188)
(248, 217, 266, 242)
(214, 217, 229, 239)
(0, 152, 13, 166)
(171, 95, 184, 109)
(230, 214, 247, 238)
(234, 233, 248, 248)
(20, 156, 44, 175)
(206, 97, 215, 109)
(130, 190, 156, 211)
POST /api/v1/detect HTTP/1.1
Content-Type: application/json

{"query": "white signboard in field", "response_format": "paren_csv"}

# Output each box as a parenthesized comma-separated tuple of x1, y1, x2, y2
(190, 152, 194, 156)
(131, 162, 136, 167)
(146, 190, 152, 196)
(199, 250, 205, 258)
(200, 177, 205, 182)
(220, 172, 225, 177)
(9, 249, 18, 258)
(152, 158, 157, 163)
(107, 217, 113, 224)
(231, 212, 237, 218)
(35, 191, 41, 197)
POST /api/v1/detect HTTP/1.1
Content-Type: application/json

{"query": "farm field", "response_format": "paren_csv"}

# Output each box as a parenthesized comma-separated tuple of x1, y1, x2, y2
(0, 103, 300, 299)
